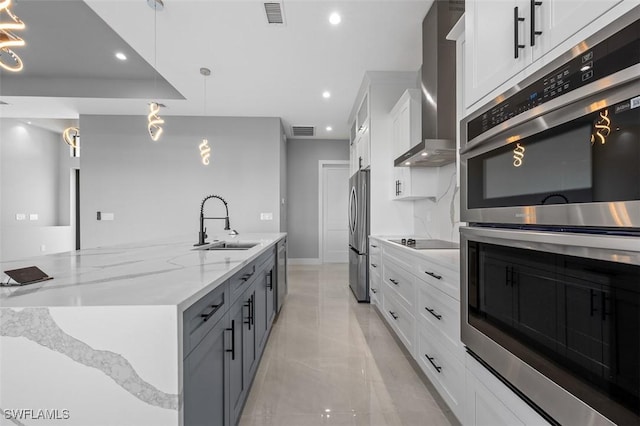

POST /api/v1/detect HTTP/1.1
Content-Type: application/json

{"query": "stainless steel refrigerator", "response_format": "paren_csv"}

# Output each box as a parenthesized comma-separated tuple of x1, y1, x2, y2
(348, 169, 370, 302)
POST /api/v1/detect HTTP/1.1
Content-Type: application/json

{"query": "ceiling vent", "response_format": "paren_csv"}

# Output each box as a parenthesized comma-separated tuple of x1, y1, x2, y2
(291, 126, 315, 137)
(264, 2, 285, 25)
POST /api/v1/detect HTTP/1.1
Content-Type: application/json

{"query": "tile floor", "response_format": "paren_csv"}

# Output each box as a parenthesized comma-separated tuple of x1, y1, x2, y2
(239, 264, 457, 426)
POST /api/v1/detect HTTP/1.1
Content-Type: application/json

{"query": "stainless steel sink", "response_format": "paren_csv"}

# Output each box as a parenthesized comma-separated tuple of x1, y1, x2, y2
(200, 241, 260, 250)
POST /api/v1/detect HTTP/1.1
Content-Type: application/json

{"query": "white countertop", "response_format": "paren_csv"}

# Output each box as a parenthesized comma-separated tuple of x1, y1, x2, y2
(370, 235, 460, 272)
(0, 233, 285, 310)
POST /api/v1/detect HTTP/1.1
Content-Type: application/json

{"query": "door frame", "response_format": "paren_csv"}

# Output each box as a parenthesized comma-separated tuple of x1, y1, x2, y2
(318, 160, 350, 264)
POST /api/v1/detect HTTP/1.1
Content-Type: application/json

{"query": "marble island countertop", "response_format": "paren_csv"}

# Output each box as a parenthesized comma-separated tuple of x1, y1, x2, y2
(370, 235, 460, 272)
(0, 233, 286, 310)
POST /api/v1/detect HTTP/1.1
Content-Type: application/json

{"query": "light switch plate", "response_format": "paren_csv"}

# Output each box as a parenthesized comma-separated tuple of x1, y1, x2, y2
(29, 214, 38, 221)
(101, 212, 115, 221)
(260, 212, 273, 221)
(15, 213, 26, 221)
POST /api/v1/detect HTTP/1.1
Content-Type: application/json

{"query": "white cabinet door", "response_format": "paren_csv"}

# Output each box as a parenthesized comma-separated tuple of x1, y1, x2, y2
(465, 0, 531, 108)
(349, 142, 358, 176)
(392, 167, 438, 201)
(357, 127, 371, 170)
(533, 0, 624, 61)
(390, 89, 421, 159)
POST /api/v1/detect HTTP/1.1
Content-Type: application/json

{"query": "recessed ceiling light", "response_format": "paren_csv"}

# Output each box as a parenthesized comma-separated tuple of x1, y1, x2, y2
(115, 52, 127, 61)
(421, 152, 429, 156)
(322, 91, 331, 99)
(326, 126, 332, 131)
(329, 13, 341, 25)
(405, 161, 411, 166)
(27, 121, 32, 125)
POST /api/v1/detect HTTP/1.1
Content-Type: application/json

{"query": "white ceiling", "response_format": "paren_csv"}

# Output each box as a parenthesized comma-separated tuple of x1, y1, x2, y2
(0, 0, 432, 140)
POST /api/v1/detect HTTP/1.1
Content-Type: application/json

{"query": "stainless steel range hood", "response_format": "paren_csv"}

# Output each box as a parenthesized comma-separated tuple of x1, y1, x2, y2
(393, 139, 456, 167)
(395, 0, 462, 167)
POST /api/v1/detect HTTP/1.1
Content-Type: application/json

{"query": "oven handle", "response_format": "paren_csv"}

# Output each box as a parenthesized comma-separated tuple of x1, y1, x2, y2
(459, 226, 640, 266)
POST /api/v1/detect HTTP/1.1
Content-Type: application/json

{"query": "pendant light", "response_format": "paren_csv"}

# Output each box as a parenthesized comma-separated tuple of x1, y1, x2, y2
(62, 127, 79, 148)
(199, 67, 211, 166)
(0, 0, 26, 72)
(147, 0, 164, 142)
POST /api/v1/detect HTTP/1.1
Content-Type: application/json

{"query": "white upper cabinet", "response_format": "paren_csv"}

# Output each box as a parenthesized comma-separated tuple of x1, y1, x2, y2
(356, 127, 371, 170)
(390, 89, 422, 159)
(357, 93, 370, 134)
(465, 0, 531, 110)
(465, 0, 630, 109)
(392, 167, 438, 201)
(532, 0, 623, 61)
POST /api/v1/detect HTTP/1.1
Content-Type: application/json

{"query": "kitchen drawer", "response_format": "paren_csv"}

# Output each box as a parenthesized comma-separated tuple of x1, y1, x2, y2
(415, 257, 460, 301)
(382, 289, 415, 354)
(229, 262, 257, 303)
(369, 266, 382, 305)
(383, 258, 416, 311)
(183, 280, 229, 357)
(369, 239, 381, 256)
(369, 252, 381, 274)
(417, 327, 464, 420)
(382, 244, 414, 271)
(417, 282, 462, 355)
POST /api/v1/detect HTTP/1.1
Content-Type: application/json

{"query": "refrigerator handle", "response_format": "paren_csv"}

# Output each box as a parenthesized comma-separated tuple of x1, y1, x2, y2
(349, 186, 357, 234)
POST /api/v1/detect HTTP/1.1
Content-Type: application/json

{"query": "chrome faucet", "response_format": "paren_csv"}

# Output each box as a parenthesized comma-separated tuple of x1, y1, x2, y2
(195, 195, 237, 246)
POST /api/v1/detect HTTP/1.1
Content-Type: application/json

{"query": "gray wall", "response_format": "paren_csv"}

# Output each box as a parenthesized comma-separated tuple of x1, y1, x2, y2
(0, 119, 78, 260)
(80, 115, 285, 248)
(1, 120, 61, 227)
(286, 138, 349, 259)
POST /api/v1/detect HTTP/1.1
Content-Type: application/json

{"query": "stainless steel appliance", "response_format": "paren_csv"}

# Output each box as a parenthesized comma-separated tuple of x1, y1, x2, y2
(459, 11, 640, 426)
(348, 169, 370, 302)
(460, 11, 640, 227)
(394, 0, 461, 168)
(461, 226, 640, 426)
(276, 237, 287, 314)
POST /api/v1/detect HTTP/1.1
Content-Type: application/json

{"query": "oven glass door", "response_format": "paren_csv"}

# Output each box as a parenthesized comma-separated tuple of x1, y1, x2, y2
(466, 96, 640, 209)
(467, 237, 640, 425)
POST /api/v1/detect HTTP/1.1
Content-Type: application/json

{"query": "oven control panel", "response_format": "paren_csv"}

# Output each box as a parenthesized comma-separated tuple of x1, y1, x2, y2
(467, 18, 640, 142)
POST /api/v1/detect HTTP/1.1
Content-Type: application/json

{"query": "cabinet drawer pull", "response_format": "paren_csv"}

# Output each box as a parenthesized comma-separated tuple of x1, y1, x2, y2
(266, 271, 273, 290)
(389, 278, 399, 286)
(389, 311, 398, 320)
(371, 263, 377, 268)
(530, 0, 543, 46)
(424, 271, 442, 280)
(244, 295, 254, 330)
(371, 244, 378, 248)
(240, 272, 254, 282)
(425, 306, 442, 320)
(225, 320, 235, 360)
(201, 298, 224, 322)
(514, 7, 525, 58)
(371, 288, 377, 294)
(425, 354, 442, 373)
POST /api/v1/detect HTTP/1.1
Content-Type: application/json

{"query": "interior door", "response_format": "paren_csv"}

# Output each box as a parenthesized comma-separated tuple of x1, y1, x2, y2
(322, 164, 349, 263)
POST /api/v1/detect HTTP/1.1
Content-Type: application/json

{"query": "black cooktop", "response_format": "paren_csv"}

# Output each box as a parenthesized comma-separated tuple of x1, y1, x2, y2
(389, 238, 459, 250)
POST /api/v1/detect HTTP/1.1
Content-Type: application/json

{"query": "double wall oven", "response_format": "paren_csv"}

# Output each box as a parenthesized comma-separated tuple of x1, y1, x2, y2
(460, 10, 639, 426)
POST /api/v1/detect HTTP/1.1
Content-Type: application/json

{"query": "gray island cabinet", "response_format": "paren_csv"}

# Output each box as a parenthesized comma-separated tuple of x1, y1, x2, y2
(0, 233, 285, 426)
(183, 248, 277, 426)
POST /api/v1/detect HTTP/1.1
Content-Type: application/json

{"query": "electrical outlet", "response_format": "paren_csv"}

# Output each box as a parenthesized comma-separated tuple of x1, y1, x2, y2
(29, 213, 39, 221)
(260, 212, 273, 221)
(40, 244, 46, 252)
(15, 213, 26, 221)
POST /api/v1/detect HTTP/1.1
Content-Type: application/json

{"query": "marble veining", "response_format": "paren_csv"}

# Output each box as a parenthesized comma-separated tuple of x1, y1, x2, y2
(0, 233, 285, 309)
(414, 163, 461, 243)
(0, 308, 179, 410)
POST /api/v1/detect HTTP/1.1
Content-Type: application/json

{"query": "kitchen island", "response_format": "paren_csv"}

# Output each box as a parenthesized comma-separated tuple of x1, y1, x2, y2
(0, 233, 286, 426)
